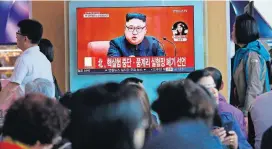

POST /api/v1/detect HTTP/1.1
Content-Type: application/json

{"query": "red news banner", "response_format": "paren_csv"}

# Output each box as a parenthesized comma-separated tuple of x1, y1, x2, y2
(89, 56, 187, 69)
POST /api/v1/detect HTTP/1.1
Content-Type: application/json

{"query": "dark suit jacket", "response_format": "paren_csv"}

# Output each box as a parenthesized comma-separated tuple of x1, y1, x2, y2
(107, 35, 165, 57)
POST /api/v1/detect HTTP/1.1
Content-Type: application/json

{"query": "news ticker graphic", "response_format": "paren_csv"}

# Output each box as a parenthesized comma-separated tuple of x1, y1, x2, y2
(79, 56, 194, 74)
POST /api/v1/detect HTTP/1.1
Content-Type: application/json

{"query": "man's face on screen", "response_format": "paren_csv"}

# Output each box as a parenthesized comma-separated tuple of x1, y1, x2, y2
(125, 19, 146, 45)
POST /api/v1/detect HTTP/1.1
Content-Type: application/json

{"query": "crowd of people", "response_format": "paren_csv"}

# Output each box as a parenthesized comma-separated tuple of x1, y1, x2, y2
(0, 12, 272, 149)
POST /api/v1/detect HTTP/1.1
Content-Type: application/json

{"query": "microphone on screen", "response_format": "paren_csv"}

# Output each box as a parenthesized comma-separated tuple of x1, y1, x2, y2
(152, 37, 166, 56)
(163, 37, 177, 56)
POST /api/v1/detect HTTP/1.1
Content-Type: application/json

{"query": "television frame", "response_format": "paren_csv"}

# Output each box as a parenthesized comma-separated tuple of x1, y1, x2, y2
(76, 5, 196, 74)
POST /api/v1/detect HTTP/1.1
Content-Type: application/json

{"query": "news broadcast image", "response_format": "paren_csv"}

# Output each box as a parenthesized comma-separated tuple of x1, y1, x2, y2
(76, 6, 194, 74)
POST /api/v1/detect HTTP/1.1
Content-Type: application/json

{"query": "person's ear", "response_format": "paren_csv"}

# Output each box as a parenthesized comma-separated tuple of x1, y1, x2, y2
(144, 28, 147, 34)
(220, 81, 224, 91)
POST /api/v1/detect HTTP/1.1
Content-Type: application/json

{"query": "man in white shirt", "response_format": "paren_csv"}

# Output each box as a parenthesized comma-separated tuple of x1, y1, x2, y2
(0, 19, 54, 103)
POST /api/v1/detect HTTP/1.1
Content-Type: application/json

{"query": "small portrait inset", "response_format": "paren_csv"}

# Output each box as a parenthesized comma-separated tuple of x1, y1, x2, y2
(172, 21, 188, 42)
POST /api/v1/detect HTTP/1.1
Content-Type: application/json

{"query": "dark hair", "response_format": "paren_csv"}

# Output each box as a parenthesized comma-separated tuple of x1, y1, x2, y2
(152, 79, 216, 127)
(126, 13, 146, 22)
(205, 67, 222, 90)
(59, 92, 73, 109)
(65, 82, 144, 149)
(234, 13, 259, 44)
(120, 77, 143, 85)
(261, 126, 272, 149)
(186, 69, 211, 83)
(39, 38, 54, 62)
(17, 19, 43, 44)
(2, 94, 70, 146)
(172, 21, 188, 35)
(122, 84, 157, 135)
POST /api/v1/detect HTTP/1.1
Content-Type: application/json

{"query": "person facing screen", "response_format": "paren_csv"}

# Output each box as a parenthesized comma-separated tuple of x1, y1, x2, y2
(107, 13, 165, 57)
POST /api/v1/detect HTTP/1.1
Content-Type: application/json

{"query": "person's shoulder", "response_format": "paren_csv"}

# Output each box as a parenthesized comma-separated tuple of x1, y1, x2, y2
(144, 36, 157, 42)
(15, 54, 28, 65)
(111, 36, 125, 42)
(144, 120, 223, 149)
(219, 101, 243, 117)
(220, 111, 235, 121)
(251, 91, 272, 110)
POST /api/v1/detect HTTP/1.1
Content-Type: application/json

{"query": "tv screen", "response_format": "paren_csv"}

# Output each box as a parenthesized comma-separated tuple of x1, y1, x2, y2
(0, 1, 30, 44)
(77, 6, 195, 74)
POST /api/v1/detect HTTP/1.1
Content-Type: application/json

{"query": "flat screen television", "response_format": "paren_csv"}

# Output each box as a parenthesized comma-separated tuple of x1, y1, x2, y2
(0, 1, 30, 45)
(76, 6, 195, 74)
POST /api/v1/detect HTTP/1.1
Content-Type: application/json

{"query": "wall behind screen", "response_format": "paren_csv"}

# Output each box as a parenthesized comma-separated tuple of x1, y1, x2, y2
(69, 1, 204, 102)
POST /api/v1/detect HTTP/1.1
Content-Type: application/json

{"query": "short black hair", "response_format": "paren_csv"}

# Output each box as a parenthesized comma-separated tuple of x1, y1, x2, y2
(205, 67, 222, 90)
(17, 19, 43, 44)
(186, 69, 211, 83)
(39, 38, 54, 62)
(120, 77, 143, 85)
(126, 13, 146, 22)
(2, 94, 70, 146)
(64, 82, 144, 149)
(234, 13, 259, 44)
(152, 79, 216, 127)
(261, 126, 272, 149)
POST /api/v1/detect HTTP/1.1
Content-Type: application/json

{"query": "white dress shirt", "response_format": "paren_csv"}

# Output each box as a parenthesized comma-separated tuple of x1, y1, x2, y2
(9, 46, 54, 96)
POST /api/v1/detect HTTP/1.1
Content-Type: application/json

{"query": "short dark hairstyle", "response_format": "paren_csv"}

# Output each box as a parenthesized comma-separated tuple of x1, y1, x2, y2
(120, 77, 143, 85)
(186, 69, 211, 83)
(2, 94, 70, 146)
(261, 126, 272, 149)
(59, 92, 73, 109)
(17, 19, 43, 44)
(205, 67, 222, 90)
(234, 13, 259, 44)
(152, 79, 216, 127)
(39, 38, 54, 62)
(126, 13, 146, 22)
(64, 82, 144, 149)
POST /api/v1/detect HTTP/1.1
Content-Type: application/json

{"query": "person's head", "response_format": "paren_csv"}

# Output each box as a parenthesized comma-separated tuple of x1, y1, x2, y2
(39, 38, 54, 62)
(59, 92, 73, 109)
(172, 21, 188, 35)
(16, 19, 43, 51)
(125, 13, 147, 45)
(261, 126, 272, 149)
(232, 13, 259, 45)
(2, 94, 70, 149)
(25, 78, 54, 98)
(187, 69, 219, 104)
(120, 77, 144, 88)
(152, 79, 216, 127)
(177, 23, 183, 33)
(122, 83, 157, 135)
(269, 49, 272, 59)
(65, 82, 146, 149)
(204, 67, 223, 91)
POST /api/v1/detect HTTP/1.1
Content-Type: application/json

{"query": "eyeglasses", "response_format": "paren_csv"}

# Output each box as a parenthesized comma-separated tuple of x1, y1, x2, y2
(16, 31, 26, 36)
(126, 26, 146, 33)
